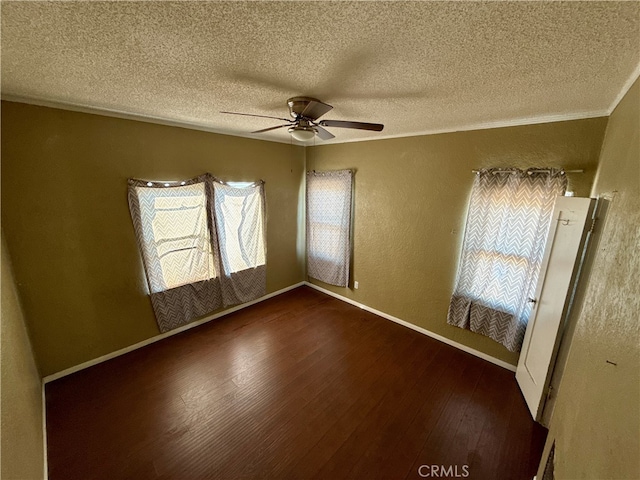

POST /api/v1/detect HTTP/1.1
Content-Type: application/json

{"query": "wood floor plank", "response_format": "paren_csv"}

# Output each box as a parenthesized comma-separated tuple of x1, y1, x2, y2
(402, 351, 488, 480)
(369, 345, 471, 479)
(295, 335, 423, 479)
(498, 379, 548, 480)
(320, 335, 444, 480)
(153, 300, 393, 478)
(256, 314, 410, 478)
(311, 333, 440, 479)
(236, 311, 396, 472)
(178, 308, 405, 478)
(448, 359, 515, 476)
(46, 286, 547, 480)
(346, 339, 450, 479)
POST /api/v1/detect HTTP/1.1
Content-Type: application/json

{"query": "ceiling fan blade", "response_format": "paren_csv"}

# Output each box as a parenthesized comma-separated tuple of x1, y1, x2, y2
(252, 124, 291, 134)
(315, 126, 335, 140)
(301, 100, 333, 120)
(221, 111, 292, 123)
(319, 120, 384, 132)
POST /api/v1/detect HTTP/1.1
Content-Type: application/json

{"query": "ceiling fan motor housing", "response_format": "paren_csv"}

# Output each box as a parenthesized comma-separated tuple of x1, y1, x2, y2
(287, 96, 320, 119)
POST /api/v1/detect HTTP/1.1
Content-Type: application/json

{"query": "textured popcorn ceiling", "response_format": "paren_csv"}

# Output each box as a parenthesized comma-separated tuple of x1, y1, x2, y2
(2, 1, 639, 144)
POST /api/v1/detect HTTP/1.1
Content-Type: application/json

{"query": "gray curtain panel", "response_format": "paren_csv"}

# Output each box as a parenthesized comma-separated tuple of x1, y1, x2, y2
(127, 174, 223, 333)
(447, 168, 567, 352)
(306, 169, 353, 287)
(212, 180, 267, 306)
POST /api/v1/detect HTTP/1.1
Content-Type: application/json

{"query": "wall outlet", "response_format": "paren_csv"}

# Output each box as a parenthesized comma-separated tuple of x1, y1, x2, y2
(354, 281, 359, 289)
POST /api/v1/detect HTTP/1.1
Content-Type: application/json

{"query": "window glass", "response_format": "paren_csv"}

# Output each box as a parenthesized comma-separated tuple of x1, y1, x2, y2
(135, 182, 215, 292)
(306, 170, 352, 287)
(213, 183, 266, 274)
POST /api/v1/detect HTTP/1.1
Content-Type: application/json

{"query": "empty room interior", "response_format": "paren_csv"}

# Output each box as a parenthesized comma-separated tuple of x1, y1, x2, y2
(1, 2, 639, 480)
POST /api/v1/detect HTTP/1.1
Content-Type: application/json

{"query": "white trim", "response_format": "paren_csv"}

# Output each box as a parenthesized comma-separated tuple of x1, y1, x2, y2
(607, 62, 640, 114)
(41, 381, 48, 479)
(43, 282, 305, 383)
(0, 94, 297, 145)
(2, 94, 607, 147)
(304, 281, 517, 372)
(317, 110, 610, 146)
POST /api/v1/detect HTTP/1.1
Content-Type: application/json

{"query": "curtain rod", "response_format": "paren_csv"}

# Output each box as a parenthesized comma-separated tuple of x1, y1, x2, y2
(471, 169, 584, 174)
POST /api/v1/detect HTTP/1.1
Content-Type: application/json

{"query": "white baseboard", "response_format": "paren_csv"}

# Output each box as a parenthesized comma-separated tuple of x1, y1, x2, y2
(43, 279, 516, 383)
(43, 282, 305, 384)
(39, 278, 512, 474)
(304, 281, 517, 372)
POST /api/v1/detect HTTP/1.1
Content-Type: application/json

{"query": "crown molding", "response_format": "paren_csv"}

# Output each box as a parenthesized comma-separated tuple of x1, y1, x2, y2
(0, 93, 611, 147)
(607, 62, 640, 115)
(319, 110, 610, 146)
(0, 94, 298, 145)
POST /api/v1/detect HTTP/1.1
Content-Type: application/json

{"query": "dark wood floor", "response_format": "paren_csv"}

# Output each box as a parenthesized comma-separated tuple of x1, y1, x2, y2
(46, 286, 546, 479)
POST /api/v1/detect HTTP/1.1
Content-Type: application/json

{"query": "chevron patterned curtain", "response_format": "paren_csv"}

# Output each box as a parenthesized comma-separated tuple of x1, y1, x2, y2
(212, 180, 267, 306)
(306, 170, 353, 287)
(447, 168, 567, 352)
(128, 175, 223, 333)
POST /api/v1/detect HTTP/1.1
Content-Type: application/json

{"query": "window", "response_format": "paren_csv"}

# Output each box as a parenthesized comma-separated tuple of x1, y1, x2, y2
(128, 174, 267, 333)
(447, 168, 567, 352)
(306, 170, 353, 287)
(213, 182, 266, 275)
(133, 181, 216, 293)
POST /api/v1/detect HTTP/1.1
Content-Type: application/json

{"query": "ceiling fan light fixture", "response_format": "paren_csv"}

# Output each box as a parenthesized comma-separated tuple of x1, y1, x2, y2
(288, 126, 316, 142)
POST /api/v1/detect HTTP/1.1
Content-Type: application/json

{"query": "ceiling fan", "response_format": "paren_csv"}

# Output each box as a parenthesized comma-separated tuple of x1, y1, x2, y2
(221, 96, 384, 142)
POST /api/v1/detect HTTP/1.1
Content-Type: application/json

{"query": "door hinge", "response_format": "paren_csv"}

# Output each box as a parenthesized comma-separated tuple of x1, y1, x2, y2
(546, 385, 554, 402)
(589, 217, 597, 233)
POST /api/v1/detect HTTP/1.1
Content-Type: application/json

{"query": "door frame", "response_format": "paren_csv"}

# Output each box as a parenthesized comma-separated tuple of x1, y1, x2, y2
(516, 196, 596, 420)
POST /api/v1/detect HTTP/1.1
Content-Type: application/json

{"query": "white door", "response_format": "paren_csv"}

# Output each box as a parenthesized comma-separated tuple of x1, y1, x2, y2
(516, 196, 595, 420)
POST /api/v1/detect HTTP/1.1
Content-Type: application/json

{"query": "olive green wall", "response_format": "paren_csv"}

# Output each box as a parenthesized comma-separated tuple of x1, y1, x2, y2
(1, 232, 45, 479)
(306, 118, 607, 366)
(0, 100, 611, 376)
(1, 101, 306, 377)
(539, 79, 639, 478)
